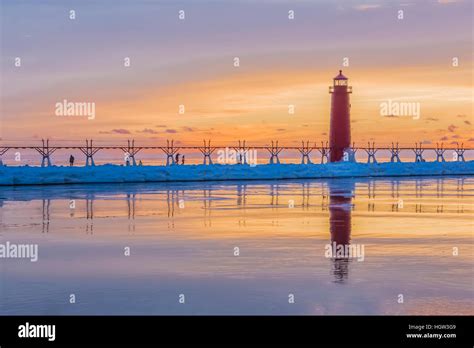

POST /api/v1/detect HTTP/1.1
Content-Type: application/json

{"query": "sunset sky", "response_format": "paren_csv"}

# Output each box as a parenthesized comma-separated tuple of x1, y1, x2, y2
(1, 0, 472, 147)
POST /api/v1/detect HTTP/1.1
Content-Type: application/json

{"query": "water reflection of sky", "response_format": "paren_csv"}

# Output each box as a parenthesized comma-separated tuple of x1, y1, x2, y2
(0, 177, 473, 315)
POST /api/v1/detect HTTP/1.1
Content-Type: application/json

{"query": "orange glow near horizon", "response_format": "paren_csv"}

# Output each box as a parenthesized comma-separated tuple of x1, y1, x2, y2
(2, 65, 472, 146)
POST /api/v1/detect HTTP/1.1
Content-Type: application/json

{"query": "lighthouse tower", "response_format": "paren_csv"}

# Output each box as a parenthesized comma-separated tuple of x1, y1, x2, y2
(329, 70, 352, 162)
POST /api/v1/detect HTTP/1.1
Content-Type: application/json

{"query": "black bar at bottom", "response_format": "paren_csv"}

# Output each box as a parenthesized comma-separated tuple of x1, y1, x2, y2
(0, 315, 472, 346)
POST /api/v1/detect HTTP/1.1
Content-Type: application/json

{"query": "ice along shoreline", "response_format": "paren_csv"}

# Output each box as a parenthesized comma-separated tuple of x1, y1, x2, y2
(1, 161, 473, 186)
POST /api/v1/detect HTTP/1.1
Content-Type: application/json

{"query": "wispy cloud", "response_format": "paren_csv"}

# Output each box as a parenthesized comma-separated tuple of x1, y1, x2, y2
(138, 128, 158, 134)
(447, 124, 457, 132)
(99, 128, 131, 135)
(437, 0, 462, 4)
(354, 4, 382, 11)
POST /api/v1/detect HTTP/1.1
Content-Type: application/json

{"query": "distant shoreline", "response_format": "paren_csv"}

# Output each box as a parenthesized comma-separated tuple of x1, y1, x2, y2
(1, 161, 473, 186)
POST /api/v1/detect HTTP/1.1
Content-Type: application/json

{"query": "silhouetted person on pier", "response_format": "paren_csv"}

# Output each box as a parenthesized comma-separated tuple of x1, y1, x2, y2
(181, 155, 185, 165)
(69, 155, 75, 167)
(139, 160, 143, 166)
(175, 153, 180, 164)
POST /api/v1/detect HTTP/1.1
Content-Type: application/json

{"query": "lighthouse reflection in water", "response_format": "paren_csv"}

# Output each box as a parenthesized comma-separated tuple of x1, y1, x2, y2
(0, 176, 472, 315)
(327, 180, 360, 283)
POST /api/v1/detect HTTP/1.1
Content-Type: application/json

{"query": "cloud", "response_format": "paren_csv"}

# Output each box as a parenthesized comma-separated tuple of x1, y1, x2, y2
(451, 134, 460, 139)
(112, 129, 131, 134)
(138, 128, 158, 134)
(426, 117, 439, 121)
(181, 126, 194, 132)
(165, 129, 177, 133)
(155, 125, 167, 128)
(447, 124, 457, 132)
(468, 138, 474, 142)
(354, 4, 382, 11)
(464, 120, 471, 125)
(437, 0, 462, 4)
(422, 140, 432, 144)
(99, 128, 131, 135)
(439, 136, 449, 141)
(277, 128, 286, 131)
(456, 114, 466, 118)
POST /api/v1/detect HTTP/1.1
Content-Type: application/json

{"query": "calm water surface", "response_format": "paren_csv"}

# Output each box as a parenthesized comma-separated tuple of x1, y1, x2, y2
(0, 176, 473, 315)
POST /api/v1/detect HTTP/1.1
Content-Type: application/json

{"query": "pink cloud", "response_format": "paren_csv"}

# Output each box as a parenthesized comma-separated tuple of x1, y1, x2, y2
(138, 128, 158, 134)
(99, 128, 131, 135)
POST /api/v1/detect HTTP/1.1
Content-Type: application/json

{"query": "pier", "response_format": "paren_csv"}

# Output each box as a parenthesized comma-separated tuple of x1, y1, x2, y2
(0, 139, 472, 167)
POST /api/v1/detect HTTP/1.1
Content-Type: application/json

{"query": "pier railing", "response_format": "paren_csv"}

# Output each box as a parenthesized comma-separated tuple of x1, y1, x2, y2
(0, 139, 472, 167)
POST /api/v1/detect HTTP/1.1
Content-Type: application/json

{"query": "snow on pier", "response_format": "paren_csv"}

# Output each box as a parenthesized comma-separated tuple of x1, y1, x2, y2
(1, 161, 473, 186)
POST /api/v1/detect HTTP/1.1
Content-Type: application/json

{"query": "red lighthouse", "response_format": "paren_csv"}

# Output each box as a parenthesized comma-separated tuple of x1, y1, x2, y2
(329, 70, 352, 162)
